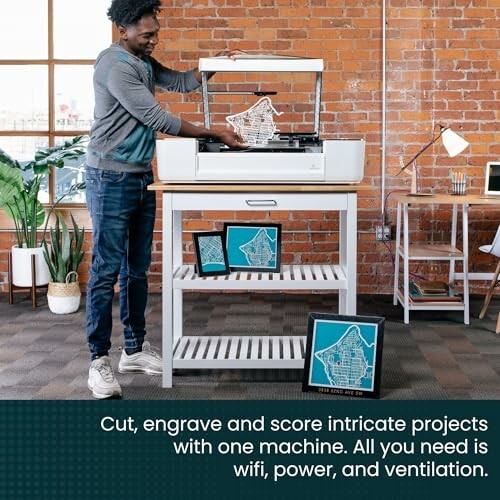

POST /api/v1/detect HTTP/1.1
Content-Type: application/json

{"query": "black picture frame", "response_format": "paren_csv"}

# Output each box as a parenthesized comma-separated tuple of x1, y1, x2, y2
(192, 231, 230, 277)
(302, 313, 385, 399)
(223, 222, 281, 273)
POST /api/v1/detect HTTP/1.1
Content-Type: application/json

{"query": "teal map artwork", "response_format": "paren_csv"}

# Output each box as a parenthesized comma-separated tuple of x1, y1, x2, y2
(227, 226, 278, 268)
(198, 236, 226, 272)
(309, 321, 378, 391)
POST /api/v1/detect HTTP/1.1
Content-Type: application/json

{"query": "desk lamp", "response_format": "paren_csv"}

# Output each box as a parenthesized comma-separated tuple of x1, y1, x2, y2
(398, 125, 469, 196)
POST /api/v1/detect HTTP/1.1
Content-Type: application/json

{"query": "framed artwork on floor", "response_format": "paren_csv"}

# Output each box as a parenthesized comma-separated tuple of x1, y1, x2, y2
(223, 222, 281, 272)
(302, 313, 385, 399)
(192, 231, 230, 277)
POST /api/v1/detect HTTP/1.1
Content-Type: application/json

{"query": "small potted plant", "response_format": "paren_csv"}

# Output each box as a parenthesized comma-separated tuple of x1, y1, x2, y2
(0, 136, 87, 288)
(43, 213, 85, 314)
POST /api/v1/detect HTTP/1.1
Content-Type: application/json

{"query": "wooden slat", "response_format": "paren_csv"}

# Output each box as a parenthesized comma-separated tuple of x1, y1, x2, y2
(303, 266, 314, 281)
(261, 337, 270, 360)
(206, 337, 219, 360)
(272, 337, 281, 360)
(293, 265, 302, 281)
(228, 337, 239, 359)
(217, 338, 229, 359)
(282, 337, 291, 360)
(250, 337, 259, 360)
(323, 265, 336, 281)
(179, 337, 192, 359)
(292, 337, 303, 359)
(312, 265, 324, 281)
(283, 266, 291, 281)
(183, 338, 198, 360)
(333, 264, 346, 280)
(195, 337, 209, 360)
(185, 266, 196, 280)
(173, 338, 185, 359)
(240, 337, 250, 359)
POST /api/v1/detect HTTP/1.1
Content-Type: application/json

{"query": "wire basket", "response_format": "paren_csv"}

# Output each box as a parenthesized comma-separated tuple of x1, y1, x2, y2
(47, 272, 81, 314)
(48, 272, 81, 297)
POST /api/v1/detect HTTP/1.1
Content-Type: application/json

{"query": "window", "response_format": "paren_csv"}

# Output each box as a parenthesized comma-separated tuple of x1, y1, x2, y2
(0, 0, 112, 205)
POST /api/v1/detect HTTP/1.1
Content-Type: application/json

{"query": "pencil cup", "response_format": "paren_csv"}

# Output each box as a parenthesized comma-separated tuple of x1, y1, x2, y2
(451, 180, 466, 195)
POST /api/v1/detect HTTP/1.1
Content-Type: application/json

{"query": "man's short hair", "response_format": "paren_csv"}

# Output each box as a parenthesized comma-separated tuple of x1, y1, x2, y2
(107, 0, 161, 27)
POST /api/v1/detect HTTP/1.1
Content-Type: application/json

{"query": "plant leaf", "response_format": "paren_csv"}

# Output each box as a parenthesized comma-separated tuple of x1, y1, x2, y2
(60, 216, 71, 264)
(0, 148, 22, 169)
(0, 161, 24, 213)
(42, 239, 57, 282)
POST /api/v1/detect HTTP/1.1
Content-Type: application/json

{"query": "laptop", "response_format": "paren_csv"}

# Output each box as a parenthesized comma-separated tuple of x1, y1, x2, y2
(481, 161, 500, 199)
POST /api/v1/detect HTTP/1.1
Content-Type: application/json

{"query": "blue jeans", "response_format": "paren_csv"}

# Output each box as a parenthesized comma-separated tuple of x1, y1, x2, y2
(85, 166, 156, 360)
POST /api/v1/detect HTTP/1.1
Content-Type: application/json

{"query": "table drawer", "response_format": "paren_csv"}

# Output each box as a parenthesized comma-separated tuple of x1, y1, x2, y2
(169, 193, 350, 211)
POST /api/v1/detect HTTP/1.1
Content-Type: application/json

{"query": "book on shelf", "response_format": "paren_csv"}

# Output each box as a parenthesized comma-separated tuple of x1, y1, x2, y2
(407, 281, 462, 302)
(412, 280, 449, 296)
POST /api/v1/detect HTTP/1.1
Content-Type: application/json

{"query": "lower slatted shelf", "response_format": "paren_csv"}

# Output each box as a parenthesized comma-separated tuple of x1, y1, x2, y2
(172, 335, 306, 369)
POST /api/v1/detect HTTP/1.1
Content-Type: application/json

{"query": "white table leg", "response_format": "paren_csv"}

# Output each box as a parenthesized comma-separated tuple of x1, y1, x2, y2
(449, 204, 458, 285)
(403, 203, 410, 324)
(172, 210, 183, 343)
(162, 193, 174, 388)
(393, 202, 402, 305)
(462, 203, 470, 325)
(339, 193, 357, 315)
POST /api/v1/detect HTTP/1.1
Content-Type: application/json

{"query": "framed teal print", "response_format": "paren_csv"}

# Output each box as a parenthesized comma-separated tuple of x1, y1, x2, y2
(302, 313, 385, 399)
(193, 231, 230, 277)
(223, 222, 281, 273)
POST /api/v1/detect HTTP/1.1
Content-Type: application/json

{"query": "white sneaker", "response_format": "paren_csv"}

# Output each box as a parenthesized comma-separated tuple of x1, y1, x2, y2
(88, 356, 122, 399)
(118, 341, 162, 375)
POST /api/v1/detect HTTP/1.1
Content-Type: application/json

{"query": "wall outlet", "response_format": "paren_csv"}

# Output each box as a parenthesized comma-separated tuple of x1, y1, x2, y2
(375, 225, 391, 241)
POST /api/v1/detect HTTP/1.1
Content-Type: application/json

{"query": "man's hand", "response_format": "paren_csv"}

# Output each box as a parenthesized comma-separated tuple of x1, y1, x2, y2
(178, 120, 247, 148)
(215, 49, 247, 59)
(194, 49, 248, 82)
(217, 129, 248, 149)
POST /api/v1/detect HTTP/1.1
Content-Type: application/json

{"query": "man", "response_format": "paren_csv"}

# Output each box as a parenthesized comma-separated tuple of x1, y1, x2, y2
(86, 0, 246, 399)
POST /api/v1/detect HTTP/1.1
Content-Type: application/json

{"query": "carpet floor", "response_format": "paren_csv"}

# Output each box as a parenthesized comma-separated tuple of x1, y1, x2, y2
(0, 292, 499, 400)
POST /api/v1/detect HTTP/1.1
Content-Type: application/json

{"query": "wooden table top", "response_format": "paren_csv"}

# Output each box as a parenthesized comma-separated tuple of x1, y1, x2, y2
(149, 182, 371, 193)
(393, 192, 500, 206)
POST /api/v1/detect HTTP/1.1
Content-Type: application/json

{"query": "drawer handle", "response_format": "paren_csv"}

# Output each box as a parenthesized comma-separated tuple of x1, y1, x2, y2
(245, 199, 278, 206)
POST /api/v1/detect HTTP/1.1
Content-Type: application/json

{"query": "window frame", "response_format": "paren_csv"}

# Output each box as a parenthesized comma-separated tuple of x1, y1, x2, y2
(0, 0, 114, 209)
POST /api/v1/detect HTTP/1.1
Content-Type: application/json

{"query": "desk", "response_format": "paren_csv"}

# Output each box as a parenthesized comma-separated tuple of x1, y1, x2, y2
(393, 193, 500, 325)
(149, 183, 369, 387)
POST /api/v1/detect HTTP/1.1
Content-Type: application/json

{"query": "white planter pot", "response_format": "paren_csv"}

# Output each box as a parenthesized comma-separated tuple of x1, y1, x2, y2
(11, 245, 51, 287)
(47, 293, 81, 314)
(47, 278, 81, 314)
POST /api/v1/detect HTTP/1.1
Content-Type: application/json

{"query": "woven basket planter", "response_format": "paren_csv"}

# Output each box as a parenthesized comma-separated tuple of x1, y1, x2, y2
(47, 272, 81, 314)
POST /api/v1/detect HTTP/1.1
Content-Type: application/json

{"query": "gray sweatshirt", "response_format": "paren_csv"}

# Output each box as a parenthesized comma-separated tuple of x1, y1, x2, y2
(87, 43, 201, 173)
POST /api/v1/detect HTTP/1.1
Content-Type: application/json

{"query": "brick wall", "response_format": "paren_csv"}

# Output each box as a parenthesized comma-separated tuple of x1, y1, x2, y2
(0, 0, 498, 295)
(383, 0, 499, 289)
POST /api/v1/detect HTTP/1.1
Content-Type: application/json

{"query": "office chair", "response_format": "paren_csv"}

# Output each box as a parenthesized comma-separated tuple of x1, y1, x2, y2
(479, 225, 500, 319)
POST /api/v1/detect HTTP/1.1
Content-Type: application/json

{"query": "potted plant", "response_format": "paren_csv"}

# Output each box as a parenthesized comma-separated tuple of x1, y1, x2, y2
(0, 136, 87, 287)
(43, 213, 85, 314)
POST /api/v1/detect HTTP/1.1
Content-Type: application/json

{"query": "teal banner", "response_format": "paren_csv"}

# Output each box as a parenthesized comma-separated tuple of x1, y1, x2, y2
(1, 401, 499, 499)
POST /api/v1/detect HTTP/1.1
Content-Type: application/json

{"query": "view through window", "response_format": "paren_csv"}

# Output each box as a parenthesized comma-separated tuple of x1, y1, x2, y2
(0, 0, 112, 205)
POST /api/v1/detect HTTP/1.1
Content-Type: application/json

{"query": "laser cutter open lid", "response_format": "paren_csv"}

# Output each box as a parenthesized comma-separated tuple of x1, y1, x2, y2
(198, 55, 324, 134)
(198, 54, 324, 73)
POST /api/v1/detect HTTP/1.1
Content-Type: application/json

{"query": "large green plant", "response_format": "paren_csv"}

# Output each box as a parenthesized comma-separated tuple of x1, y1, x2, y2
(43, 213, 85, 283)
(0, 136, 87, 248)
